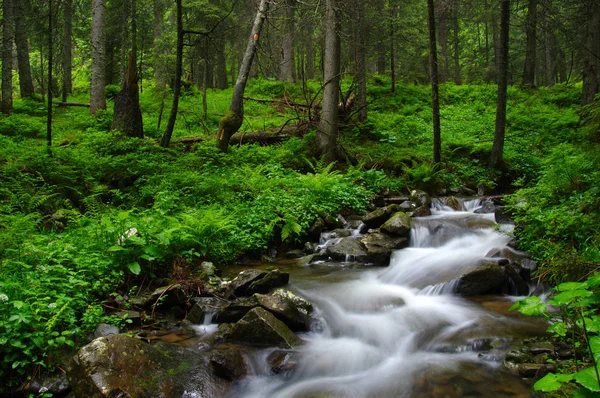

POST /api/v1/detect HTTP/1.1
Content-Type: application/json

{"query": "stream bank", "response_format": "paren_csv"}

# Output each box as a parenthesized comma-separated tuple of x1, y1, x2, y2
(35, 191, 553, 397)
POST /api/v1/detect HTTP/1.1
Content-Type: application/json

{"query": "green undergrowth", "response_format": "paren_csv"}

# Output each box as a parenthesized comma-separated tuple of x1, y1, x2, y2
(0, 78, 590, 390)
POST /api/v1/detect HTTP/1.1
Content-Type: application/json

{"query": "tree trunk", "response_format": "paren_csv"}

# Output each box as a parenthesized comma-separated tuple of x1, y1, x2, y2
(453, 0, 461, 84)
(438, 0, 450, 83)
(522, 0, 537, 88)
(153, 0, 167, 90)
(304, 17, 315, 80)
(160, 0, 183, 147)
(112, 53, 143, 138)
(90, 0, 106, 115)
(14, 0, 34, 98)
(47, 0, 53, 149)
(317, 0, 340, 163)
(390, 4, 397, 92)
(280, 0, 295, 82)
(2, 0, 14, 114)
(62, 0, 73, 101)
(216, 0, 270, 152)
(582, 0, 599, 105)
(428, 0, 441, 164)
(216, 37, 228, 89)
(356, 0, 367, 122)
(490, 0, 510, 168)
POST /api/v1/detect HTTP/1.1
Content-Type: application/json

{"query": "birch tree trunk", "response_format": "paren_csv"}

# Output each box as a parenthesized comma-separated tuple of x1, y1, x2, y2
(90, 0, 106, 115)
(216, 0, 269, 152)
(317, 0, 340, 163)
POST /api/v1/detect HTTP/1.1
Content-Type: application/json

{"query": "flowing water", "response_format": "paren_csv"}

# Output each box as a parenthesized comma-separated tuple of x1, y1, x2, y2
(229, 199, 547, 398)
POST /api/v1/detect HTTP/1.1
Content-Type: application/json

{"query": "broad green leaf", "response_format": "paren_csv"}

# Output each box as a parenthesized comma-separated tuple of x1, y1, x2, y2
(127, 262, 141, 275)
(586, 273, 600, 287)
(591, 337, 600, 364)
(574, 387, 600, 398)
(12, 300, 25, 309)
(587, 317, 600, 333)
(551, 289, 593, 306)
(534, 372, 573, 392)
(548, 321, 568, 337)
(574, 367, 600, 392)
(510, 296, 547, 316)
(558, 281, 588, 291)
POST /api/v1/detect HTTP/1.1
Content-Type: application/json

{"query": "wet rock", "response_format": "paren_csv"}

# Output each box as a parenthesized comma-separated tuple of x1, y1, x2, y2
(307, 217, 325, 241)
(93, 323, 119, 339)
(398, 200, 418, 212)
(455, 262, 508, 296)
(362, 204, 401, 229)
(297, 253, 329, 267)
(474, 200, 495, 214)
(325, 237, 369, 262)
(217, 296, 259, 323)
(227, 269, 289, 298)
(224, 307, 302, 348)
(446, 196, 461, 211)
(528, 342, 555, 356)
(200, 261, 217, 277)
(380, 212, 411, 237)
(384, 196, 410, 205)
(494, 206, 514, 224)
(410, 190, 432, 207)
(359, 231, 409, 266)
(304, 241, 319, 254)
(323, 214, 343, 230)
(67, 334, 228, 397)
(268, 350, 298, 374)
(28, 372, 71, 397)
(187, 297, 228, 324)
(209, 345, 248, 381)
(141, 284, 187, 310)
(411, 205, 432, 217)
(517, 363, 545, 377)
(255, 289, 312, 331)
(285, 249, 306, 259)
(503, 265, 530, 296)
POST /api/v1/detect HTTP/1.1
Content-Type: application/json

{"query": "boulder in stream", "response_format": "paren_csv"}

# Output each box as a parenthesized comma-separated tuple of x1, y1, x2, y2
(410, 190, 432, 207)
(220, 307, 302, 348)
(380, 212, 412, 237)
(66, 334, 229, 397)
(227, 269, 289, 298)
(208, 345, 249, 381)
(325, 236, 369, 263)
(455, 262, 508, 296)
(362, 204, 401, 229)
(256, 288, 312, 331)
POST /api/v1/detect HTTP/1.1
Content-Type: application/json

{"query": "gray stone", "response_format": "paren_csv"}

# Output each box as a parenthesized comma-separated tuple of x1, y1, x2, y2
(362, 204, 401, 229)
(217, 296, 259, 323)
(93, 323, 119, 339)
(297, 253, 330, 267)
(325, 237, 369, 262)
(398, 201, 418, 211)
(474, 201, 495, 214)
(255, 289, 312, 331)
(410, 190, 432, 207)
(445, 196, 461, 210)
(307, 217, 325, 242)
(187, 297, 228, 324)
(411, 205, 432, 217)
(28, 372, 71, 397)
(227, 269, 289, 298)
(113, 310, 142, 327)
(455, 262, 509, 296)
(209, 345, 249, 381)
(200, 261, 216, 276)
(285, 249, 306, 259)
(142, 284, 187, 310)
(225, 307, 302, 348)
(494, 206, 514, 224)
(380, 212, 411, 237)
(517, 363, 544, 377)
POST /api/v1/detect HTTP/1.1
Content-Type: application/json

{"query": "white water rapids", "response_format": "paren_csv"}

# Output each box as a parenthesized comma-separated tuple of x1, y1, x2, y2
(232, 199, 543, 398)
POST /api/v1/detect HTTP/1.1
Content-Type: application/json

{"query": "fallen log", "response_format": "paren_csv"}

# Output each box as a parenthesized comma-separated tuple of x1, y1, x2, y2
(243, 96, 316, 109)
(54, 102, 91, 107)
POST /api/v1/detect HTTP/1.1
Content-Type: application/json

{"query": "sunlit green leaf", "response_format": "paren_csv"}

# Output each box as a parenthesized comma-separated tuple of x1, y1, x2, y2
(534, 372, 574, 392)
(574, 367, 600, 392)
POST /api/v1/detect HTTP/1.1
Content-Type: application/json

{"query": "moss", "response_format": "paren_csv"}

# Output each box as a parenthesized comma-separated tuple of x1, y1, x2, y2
(219, 112, 243, 133)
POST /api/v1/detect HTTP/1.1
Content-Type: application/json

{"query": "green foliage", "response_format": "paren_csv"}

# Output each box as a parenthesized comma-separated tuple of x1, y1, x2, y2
(0, 114, 44, 138)
(511, 273, 600, 395)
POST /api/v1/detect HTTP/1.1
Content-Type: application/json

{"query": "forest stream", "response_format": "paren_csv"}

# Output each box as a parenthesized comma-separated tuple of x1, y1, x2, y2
(197, 198, 548, 398)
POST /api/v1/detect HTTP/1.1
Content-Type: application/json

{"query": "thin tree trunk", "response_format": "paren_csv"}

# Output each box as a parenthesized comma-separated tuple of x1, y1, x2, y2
(522, 0, 537, 88)
(428, 0, 441, 164)
(216, 0, 270, 152)
(216, 37, 228, 89)
(14, 0, 34, 98)
(62, 0, 72, 102)
(453, 0, 461, 84)
(317, 0, 340, 163)
(160, 0, 183, 147)
(47, 0, 53, 149)
(280, 0, 296, 82)
(490, 0, 510, 168)
(582, 0, 600, 105)
(357, 0, 367, 122)
(90, 0, 106, 115)
(153, 0, 167, 90)
(438, 0, 450, 83)
(390, 4, 397, 93)
(305, 17, 315, 80)
(2, 0, 14, 114)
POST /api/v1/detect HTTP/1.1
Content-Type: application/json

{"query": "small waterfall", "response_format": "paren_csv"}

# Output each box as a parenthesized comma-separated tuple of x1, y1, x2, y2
(234, 197, 542, 398)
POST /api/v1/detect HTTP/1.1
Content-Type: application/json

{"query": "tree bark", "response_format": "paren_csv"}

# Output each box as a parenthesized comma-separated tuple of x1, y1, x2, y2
(2, 0, 14, 114)
(356, 0, 367, 122)
(90, 0, 106, 115)
(14, 0, 34, 98)
(62, 0, 73, 101)
(160, 0, 183, 147)
(317, 0, 340, 163)
(216, 0, 269, 152)
(428, 0, 441, 164)
(453, 0, 461, 84)
(47, 0, 53, 149)
(112, 53, 143, 138)
(390, 3, 397, 92)
(438, 0, 450, 83)
(216, 37, 228, 89)
(153, 0, 167, 90)
(522, 0, 537, 88)
(582, 0, 599, 105)
(490, 0, 510, 168)
(280, 0, 296, 82)
(304, 16, 315, 80)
